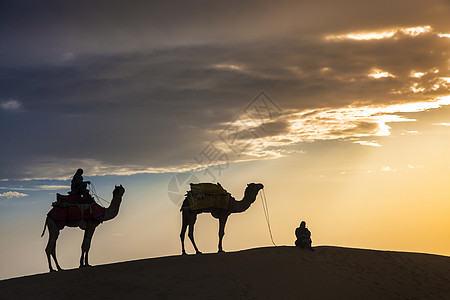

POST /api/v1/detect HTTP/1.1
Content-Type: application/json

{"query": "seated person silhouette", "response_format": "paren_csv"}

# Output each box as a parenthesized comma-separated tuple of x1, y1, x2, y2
(70, 168, 91, 199)
(295, 221, 313, 251)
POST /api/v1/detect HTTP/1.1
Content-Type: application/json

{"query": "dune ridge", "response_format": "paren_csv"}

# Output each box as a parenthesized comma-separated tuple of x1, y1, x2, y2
(1, 246, 449, 299)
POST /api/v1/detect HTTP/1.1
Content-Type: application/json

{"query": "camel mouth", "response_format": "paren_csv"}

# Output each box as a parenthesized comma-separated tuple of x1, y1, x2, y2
(253, 183, 264, 190)
(246, 183, 264, 192)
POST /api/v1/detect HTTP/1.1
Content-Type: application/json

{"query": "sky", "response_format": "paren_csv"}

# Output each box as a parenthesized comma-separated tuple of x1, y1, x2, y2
(1, 0, 450, 280)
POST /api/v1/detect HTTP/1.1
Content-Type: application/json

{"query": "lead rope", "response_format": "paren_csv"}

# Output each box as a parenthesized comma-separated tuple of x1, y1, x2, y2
(260, 188, 277, 246)
(89, 182, 110, 208)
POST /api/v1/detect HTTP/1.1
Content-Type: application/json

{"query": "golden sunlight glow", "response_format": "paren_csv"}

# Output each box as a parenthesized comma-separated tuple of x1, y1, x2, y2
(189, 94, 450, 162)
(369, 68, 395, 79)
(438, 33, 450, 38)
(326, 26, 433, 41)
(210, 95, 450, 162)
(242, 95, 450, 153)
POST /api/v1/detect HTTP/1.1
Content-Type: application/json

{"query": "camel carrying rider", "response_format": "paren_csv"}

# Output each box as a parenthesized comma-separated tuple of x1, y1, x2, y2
(70, 168, 91, 199)
(295, 221, 313, 251)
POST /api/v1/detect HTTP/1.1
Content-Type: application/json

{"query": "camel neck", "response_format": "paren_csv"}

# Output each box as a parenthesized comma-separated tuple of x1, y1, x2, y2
(230, 191, 257, 213)
(104, 193, 122, 221)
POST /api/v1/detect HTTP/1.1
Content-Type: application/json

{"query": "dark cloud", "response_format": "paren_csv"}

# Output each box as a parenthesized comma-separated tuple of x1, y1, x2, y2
(2, 0, 449, 65)
(1, 0, 449, 179)
(248, 120, 291, 139)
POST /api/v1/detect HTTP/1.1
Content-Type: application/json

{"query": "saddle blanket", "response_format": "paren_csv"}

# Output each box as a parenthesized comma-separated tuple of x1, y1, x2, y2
(56, 193, 94, 204)
(47, 203, 105, 229)
(186, 183, 231, 211)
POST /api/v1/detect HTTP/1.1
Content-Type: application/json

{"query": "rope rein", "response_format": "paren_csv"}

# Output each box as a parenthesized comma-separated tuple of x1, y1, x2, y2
(260, 188, 277, 247)
(88, 182, 110, 208)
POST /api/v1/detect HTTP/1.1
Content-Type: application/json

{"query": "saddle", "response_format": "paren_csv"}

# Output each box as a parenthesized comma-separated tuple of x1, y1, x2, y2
(52, 193, 94, 208)
(48, 193, 105, 229)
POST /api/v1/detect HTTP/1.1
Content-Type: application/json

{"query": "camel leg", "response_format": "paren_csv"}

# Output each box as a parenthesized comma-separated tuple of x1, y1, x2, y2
(187, 214, 202, 255)
(180, 211, 189, 255)
(218, 215, 228, 253)
(80, 226, 95, 268)
(45, 219, 63, 272)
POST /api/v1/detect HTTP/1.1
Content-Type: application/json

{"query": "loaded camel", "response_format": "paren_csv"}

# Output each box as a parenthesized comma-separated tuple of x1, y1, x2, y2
(180, 182, 264, 254)
(41, 185, 125, 272)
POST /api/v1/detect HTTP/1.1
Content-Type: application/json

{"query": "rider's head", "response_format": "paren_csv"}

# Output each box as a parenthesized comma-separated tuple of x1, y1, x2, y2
(76, 168, 84, 175)
(300, 221, 306, 228)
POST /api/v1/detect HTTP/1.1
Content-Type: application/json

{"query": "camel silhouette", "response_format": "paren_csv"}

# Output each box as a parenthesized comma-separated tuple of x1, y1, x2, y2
(180, 183, 264, 254)
(41, 185, 125, 272)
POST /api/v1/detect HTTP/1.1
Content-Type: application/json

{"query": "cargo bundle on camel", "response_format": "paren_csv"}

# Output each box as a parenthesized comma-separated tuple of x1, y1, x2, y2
(184, 183, 232, 212)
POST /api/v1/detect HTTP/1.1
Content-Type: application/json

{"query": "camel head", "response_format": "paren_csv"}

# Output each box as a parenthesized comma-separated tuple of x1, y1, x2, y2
(244, 183, 264, 198)
(113, 184, 125, 197)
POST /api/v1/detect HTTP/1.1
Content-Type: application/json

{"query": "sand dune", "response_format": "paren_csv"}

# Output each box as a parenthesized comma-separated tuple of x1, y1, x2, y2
(1, 246, 449, 299)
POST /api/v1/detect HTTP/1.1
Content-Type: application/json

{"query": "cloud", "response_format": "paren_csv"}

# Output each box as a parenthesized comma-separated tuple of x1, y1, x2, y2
(184, 95, 450, 167)
(401, 130, 420, 135)
(36, 185, 69, 190)
(381, 166, 393, 172)
(1, 44, 449, 180)
(325, 25, 433, 41)
(408, 164, 424, 169)
(1, 100, 21, 111)
(1, 0, 450, 180)
(368, 68, 396, 79)
(0, 191, 28, 199)
(353, 140, 382, 147)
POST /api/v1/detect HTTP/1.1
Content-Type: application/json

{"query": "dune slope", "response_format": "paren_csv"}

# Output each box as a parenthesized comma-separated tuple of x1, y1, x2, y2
(1, 246, 449, 299)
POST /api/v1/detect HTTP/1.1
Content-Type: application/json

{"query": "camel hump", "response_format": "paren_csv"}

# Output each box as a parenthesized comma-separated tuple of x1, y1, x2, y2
(189, 182, 227, 195)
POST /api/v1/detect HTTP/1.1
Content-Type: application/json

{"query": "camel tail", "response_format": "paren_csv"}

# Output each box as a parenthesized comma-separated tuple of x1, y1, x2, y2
(41, 217, 48, 237)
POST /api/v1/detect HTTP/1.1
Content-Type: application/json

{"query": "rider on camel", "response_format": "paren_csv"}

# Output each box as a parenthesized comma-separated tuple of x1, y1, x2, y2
(70, 168, 91, 199)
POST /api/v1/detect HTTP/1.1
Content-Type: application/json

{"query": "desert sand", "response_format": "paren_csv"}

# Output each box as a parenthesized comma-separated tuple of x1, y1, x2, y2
(1, 246, 449, 299)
